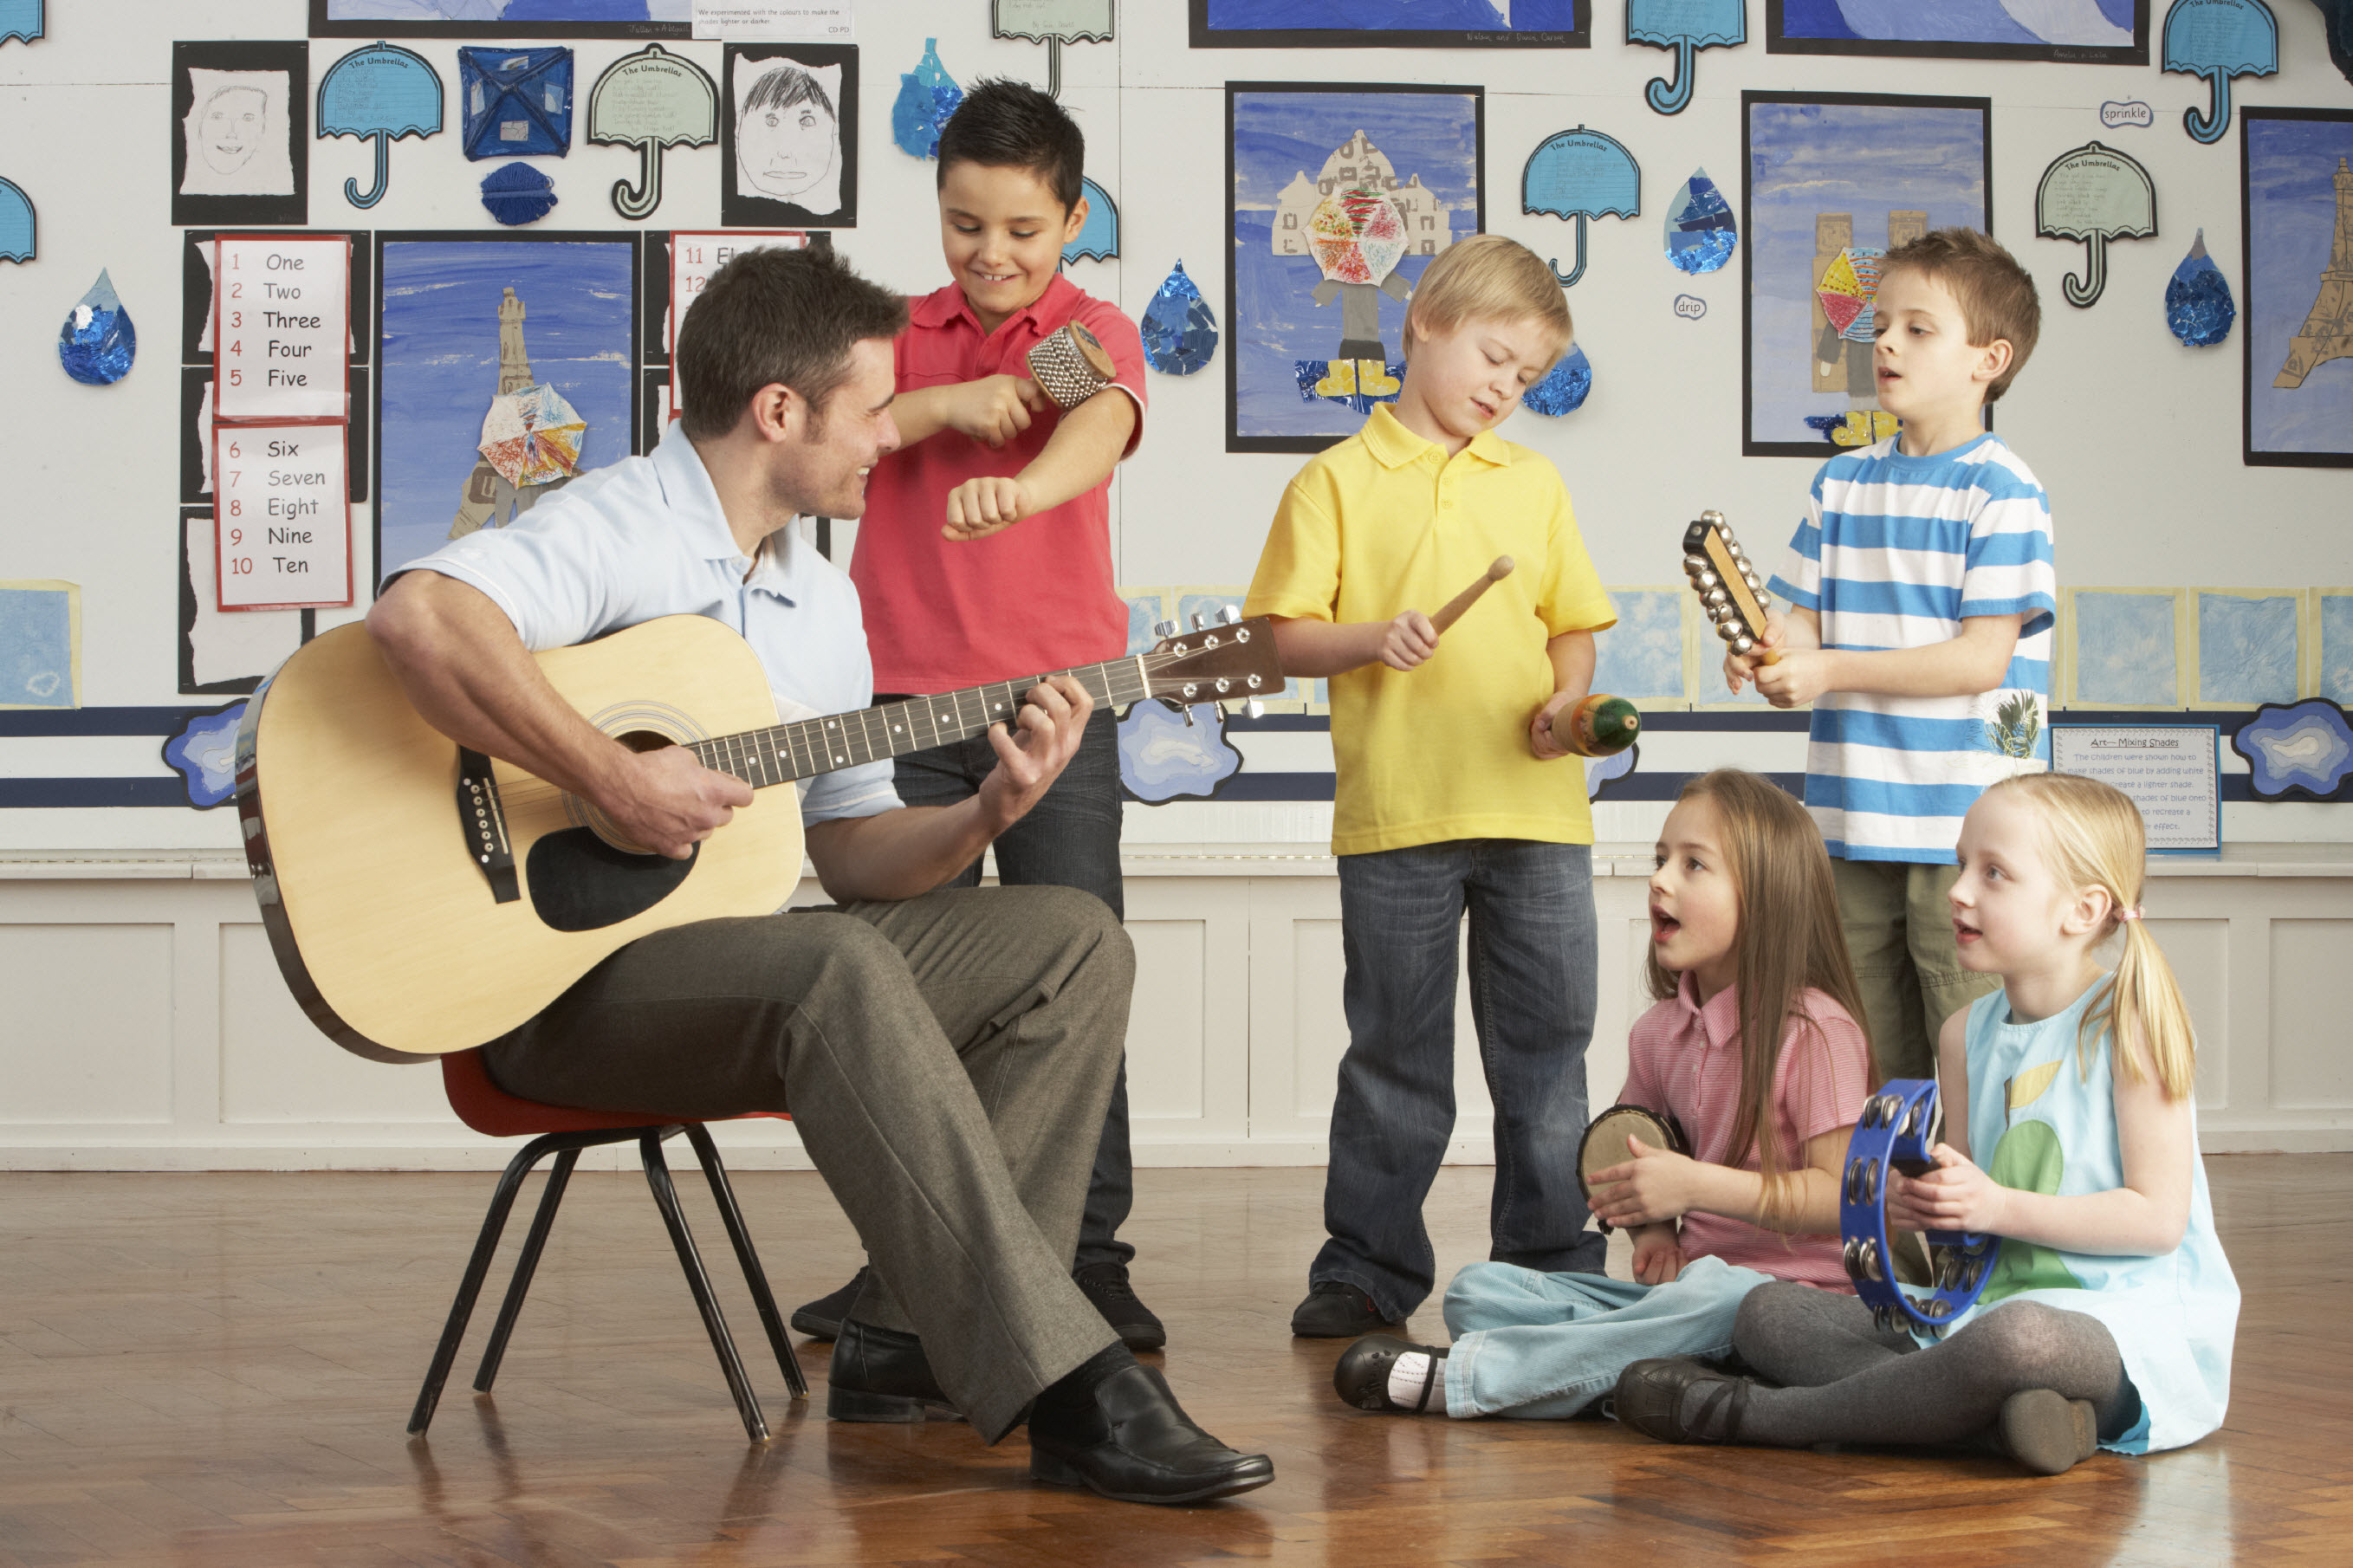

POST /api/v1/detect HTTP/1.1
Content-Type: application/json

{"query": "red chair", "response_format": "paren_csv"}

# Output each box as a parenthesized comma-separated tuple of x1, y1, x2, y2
(408, 1048, 807, 1442)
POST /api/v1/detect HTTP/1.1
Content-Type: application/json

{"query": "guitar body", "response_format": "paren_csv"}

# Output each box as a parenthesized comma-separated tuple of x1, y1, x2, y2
(238, 616, 804, 1062)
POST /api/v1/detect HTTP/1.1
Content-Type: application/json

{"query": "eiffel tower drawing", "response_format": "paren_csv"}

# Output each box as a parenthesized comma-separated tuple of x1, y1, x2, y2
(448, 287, 574, 539)
(2275, 157, 2353, 391)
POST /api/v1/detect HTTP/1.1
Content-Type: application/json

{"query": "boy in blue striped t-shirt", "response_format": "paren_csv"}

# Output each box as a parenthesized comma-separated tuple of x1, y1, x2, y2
(1728, 229, 2055, 1082)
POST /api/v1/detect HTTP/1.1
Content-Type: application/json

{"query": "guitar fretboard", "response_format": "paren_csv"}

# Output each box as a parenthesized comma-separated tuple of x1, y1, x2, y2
(684, 658, 1153, 788)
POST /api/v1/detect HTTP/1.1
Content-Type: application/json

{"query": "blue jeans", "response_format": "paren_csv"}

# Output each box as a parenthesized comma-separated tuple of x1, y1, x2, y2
(885, 701, 1136, 1268)
(1313, 839, 1605, 1319)
(1441, 1256, 1778, 1419)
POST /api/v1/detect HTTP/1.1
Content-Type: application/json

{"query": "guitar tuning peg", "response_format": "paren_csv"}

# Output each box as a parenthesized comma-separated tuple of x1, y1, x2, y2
(1189, 612, 1206, 631)
(1153, 619, 1177, 638)
(1217, 603, 1242, 625)
(1215, 702, 1228, 723)
(1181, 704, 1196, 727)
(1245, 698, 1265, 720)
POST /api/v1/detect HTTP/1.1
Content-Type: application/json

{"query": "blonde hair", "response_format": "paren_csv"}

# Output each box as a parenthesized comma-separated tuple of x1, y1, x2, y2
(1646, 770, 1873, 1233)
(1403, 234, 1572, 366)
(1981, 773, 2197, 1098)
(1879, 227, 2041, 403)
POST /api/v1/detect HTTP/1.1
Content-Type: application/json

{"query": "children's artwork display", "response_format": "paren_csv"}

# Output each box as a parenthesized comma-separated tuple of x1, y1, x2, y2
(178, 509, 305, 695)
(891, 38, 961, 160)
(161, 702, 247, 808)
(1741, 91, 1990, 457)
(1117, 701, 1245, 804)
(1141, 260, 1218, 374)
(316, 41, 442, 209)
(587, 42, 716, 220)
(2167, 229, 2235, 345)
(1521, 126, 1641, 287)
(1, 1, 42, 46)
(0, 175, 30, 262)
(2161, 0, 2275, 144)
(481, 162, 559, 224)
(310, 1, 691, 38)
(1190, 1, 1587, 48)
(2065, 587, 2188, 706)
(1064, 178, 1118, 262)
(457, 46, 573, 160)
(57, 270, 135, 386)
(1628, 0, 1747, 115)
(1521, 343, 1593, 414)
(2322, 589, 2353, 703)
(2242, 107, 2353, 468)
(1228, 82, 1485, 454)
(1666, 167, 1739, 273)
(0, 580, 78, 709)
(2231, 699, 2353, 800)
(993, 0, 1112, 99)
(2035, 140, 2159, 308)
(1764, 0, 2148, 62)
(721, 43, 855, 227)
(2196, 589, 2301, 704)
(374, 234, 637, 583)
(172, 42, 310, 227)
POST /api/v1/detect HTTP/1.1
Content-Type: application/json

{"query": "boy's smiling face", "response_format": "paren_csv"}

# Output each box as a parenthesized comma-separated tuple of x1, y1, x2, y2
(1871, 267, 2011, 443)
(937, 160, 1087, 335)
(1391, 310, 1559, 455)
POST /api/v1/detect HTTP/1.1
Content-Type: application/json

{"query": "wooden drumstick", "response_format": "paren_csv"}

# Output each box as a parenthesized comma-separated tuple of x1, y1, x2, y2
(1429, 556, 1514, 633)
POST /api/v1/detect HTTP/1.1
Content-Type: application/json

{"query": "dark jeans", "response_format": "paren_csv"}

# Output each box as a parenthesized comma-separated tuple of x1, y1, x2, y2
(884, 699, 1135, 1269)
(1315, 839, 1606, 1320)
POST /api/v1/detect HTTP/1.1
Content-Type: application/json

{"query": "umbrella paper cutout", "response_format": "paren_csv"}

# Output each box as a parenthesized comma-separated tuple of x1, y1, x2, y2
(991, 0, 1112, 99)
(2162, 0, 2277, 145)
(1523, 126, 1641, 287)
(1627, 0, 1746, 117)
(1064, 177, 1118, 263)
(317, 41, 442, 210)
(0, 175, 32, 262)
(1310, 185, 1407, 286)
(587, 42, 716, 221)
(2036, 140, 2158, 308)
(477, 382, 587, 488)
(1, 0, 42, 46)
(1817, 246, 1885, 341)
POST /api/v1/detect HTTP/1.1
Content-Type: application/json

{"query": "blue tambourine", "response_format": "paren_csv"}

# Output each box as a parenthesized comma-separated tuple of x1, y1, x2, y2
(1838, 1079, 1998, 1334)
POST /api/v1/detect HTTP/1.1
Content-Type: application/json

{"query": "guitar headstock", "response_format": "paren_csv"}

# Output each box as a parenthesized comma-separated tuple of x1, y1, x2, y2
(1682, 512, 1773, 658)
(1144, 612, 1286, 714)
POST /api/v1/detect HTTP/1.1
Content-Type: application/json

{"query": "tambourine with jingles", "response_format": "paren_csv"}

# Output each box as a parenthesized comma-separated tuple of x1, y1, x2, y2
(1838, 1079, 1998, 1333)
(1577, 1103, 1690, 1230)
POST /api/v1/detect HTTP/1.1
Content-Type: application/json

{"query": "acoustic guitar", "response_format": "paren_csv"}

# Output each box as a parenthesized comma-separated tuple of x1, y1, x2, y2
(236, 612, 1283, 1063)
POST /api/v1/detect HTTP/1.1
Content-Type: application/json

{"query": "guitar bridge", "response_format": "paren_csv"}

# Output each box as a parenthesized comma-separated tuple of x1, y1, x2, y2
(456, 748, 521, 904)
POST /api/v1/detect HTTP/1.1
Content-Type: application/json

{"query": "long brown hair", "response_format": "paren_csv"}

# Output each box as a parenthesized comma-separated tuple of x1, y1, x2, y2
(1644, 769, 1872, 1231)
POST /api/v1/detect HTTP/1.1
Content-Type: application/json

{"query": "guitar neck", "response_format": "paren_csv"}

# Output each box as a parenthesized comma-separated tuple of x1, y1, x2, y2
(683, 658, 1150, 789)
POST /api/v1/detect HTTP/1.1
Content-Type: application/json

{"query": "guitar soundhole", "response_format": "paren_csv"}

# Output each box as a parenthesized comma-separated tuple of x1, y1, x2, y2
(525, 827, 697, 933)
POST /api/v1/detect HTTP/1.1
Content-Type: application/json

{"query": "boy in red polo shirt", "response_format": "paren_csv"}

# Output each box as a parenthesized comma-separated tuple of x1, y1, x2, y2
(795, 79, 1161, 1352)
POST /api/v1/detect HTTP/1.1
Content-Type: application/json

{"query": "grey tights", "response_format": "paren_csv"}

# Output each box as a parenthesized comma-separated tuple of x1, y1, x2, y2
(1697, 1282, 2138, 1448)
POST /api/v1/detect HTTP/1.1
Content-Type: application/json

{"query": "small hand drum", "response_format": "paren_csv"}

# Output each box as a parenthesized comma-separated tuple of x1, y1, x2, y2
(1838, 1079, 1998, 1334)
(1577, 1104, 1690, 1231)
(1026, 321, 1119, 409)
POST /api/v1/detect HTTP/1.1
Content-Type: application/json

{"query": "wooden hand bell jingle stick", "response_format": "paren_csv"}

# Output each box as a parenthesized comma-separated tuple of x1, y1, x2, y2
(1431, 556, 1515, 632)
(1685, 510, 1780, 666)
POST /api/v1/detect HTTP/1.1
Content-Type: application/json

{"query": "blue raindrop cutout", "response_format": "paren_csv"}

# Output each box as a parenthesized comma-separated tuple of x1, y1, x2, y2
(1665, 167, 1736, 275)
(1522, 344, 1591, 418)
(1141, 260, 1219, 375)
(58, 269, 134, 386)
(892, 38, 962, 160)
(2165, 228, 2235, 347)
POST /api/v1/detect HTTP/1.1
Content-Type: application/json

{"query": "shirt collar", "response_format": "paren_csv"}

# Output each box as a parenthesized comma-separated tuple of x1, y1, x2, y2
(652, 420, 805, 605)
(1358, 403, 1514, 470)
(1676, 969, 1745, 1051)
(907, 273, 1078, 338)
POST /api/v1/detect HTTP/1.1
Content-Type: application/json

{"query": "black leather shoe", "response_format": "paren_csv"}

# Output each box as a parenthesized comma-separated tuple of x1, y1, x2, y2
(1074, 1261, 1167, 1352)
(1332, 1333, 1448, 1413)
(826, 1319, 965, 1423)
(790, 1265, 869, 1340)
(1611, 1357, 1748, 1444)
(1290, 1280, 1390, 1338)
(1028, 1361, 1276, 1505)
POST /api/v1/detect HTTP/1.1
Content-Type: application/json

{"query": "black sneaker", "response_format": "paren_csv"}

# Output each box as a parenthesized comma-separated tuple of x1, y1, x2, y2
(1073, 1261, 1167, 1351)
(1289, 1280, 1390, 1338)
(789, 1265, 869, 1340)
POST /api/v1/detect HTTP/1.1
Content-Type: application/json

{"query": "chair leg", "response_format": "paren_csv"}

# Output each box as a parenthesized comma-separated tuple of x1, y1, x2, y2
(683, 1122, 808, 1399)
(641, 1130, 769, 1442)
(472, 1146, 580, 1394)
(409, 1131, 567, 1436)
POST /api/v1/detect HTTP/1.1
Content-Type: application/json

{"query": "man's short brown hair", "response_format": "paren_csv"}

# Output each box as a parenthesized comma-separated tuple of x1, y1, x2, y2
(675, 245, 907, 439)
(1880, 228, 2040, 403)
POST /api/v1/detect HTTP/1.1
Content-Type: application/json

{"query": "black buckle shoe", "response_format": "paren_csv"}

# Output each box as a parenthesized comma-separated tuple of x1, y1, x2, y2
(826, 1319, 965, 1423)
(1074, 1261, 1167, 1352)
(1027, 1361, 1275, 1506)
(1332, 1333, 1448, 1413)
(1611, 1357, 1749, 1444)
(790, 1265, 870, 1341)
(1289, 1280, 1391, 1339)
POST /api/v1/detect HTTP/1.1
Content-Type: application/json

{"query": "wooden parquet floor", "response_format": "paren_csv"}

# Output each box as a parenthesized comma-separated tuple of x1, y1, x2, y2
(0, 1155, 2345, 1566)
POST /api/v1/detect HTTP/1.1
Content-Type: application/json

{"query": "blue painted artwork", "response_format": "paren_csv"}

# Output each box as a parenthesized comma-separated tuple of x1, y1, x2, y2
(2162, 0, 2276, 144)
(1065, 178, 1118, 263)
(2073, 592, 2178, 705)
(1521, 343, 1592, 416)
(2166, 229, 2235, 346)
(0, 175, 32, 262)
(1294, 359, 1405, 414)
(1198, 0, 1580, 39)
(1745, 96, 1987, 454)
(0, 586, 71, 708)
(1118, 700, 1243, 804)
(1585, 742, 1639, 800)
(1628, 0, 1746, 115)
(1770, 1, 2141, 55)
(1124, 594, 1166, 656)
(2198, 593, 2298, 705)
(318, 41, 442, 208)
(2322, 595, 2353, 705)
(1522, 126, 1640, 287)
(162, 703, 246, 809)
(1142, 261, 1219, 375)
(1230, 86, 1481, 448)
(1666, 167, 1737, 275)
(2246, 113, 2353, 464)
(58, 269, 135, 386)
(0, 0, 41, 46)
(457, 46, 572, 160)
(2230, 699, 2353, 800)
(325, 2, 690, 18)
(481, 162, 557, 224)
(378, 238, 634, 583)
(891, 38, 961, 160)
(1591, 590, 1686, 703)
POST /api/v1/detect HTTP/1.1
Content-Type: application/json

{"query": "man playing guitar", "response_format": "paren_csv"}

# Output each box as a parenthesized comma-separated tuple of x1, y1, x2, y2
(365, 246, 1271, 1506)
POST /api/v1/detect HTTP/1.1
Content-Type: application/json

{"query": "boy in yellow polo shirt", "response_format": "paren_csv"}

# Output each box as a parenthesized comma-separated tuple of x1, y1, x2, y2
(1243, 235, 1615, 1338)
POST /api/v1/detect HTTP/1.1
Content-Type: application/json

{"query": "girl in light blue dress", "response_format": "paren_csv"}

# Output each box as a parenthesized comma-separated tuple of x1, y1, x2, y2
(1614, 772, 2239, 1475)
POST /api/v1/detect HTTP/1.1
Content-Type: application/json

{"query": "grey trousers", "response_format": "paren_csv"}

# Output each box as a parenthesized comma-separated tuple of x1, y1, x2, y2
(480, 884, 1129, 1442)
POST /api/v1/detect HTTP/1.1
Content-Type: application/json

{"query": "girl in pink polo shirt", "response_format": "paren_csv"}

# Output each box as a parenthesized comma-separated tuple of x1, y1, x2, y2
(1330, 768, 1873, 1420)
